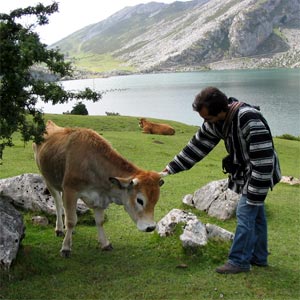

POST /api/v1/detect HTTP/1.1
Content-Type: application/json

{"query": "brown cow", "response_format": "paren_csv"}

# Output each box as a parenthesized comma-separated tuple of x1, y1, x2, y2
(33, 120, 164, 257)
(139, 118, 175, 135)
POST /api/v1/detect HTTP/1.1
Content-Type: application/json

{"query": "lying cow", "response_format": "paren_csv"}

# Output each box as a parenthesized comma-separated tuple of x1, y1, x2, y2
(33, 120, 164, 257)
(139, 118, 175, 135)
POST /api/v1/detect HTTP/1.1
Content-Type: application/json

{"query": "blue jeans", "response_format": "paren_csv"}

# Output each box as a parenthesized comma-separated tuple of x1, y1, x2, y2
(228, 194, 268, 269)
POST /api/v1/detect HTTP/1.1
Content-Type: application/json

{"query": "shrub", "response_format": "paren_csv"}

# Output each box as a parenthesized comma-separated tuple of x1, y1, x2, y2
(276, 134, 300, 141)
(105, 111, 120, 116)
(71, 102, 88, 115)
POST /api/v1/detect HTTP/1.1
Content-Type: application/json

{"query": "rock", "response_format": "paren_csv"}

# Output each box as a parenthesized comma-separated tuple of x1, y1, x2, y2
(180, 219, 207, 248)
(0, 174, 89, 215)
(280, 176, 300, 185)
(176, 263, 188, 269)
(31, 216, 49, 226)
(207, 188, 240, 221)
(206, 223, 234, 241)
(184, 179, 240, 220)
(229, 4, 273, 57)
(156, 208, 197, 237)
(157, 209, 234, 248)
(182, 194, 193, 206)
(192, 180, 226, 211)
(0, 197, 25, 270)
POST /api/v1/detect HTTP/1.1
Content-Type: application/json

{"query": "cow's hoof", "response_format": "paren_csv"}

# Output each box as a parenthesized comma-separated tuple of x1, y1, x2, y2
(56, 230, 64, 237)
(102, 244, 113, 251)
(60, 249, 71, 258)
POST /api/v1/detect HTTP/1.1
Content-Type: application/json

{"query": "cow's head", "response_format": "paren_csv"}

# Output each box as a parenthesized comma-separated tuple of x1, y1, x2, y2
(109, 171, 164, 232)
(138, 118, 146, 128)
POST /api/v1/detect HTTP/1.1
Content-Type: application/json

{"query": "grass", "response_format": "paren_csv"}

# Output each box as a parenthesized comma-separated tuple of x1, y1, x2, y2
(0, 114, 299, 300)
(70, 53, 136, 73)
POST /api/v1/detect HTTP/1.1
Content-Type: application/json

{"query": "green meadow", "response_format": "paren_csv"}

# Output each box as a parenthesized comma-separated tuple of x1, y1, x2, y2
(1, 114, 299, 300)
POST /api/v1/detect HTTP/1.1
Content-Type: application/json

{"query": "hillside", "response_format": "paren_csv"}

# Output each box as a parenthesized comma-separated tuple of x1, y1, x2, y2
(52, 0, 300, 74)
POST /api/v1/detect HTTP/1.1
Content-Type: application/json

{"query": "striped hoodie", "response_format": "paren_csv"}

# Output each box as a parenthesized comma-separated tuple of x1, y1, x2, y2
(166, 103, 281, 205)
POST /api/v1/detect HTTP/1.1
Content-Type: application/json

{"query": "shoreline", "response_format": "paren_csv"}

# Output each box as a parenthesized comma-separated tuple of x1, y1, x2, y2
(62, 50, 300, 81)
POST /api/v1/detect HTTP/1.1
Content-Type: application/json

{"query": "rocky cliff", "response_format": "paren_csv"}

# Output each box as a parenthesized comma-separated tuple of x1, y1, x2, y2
(52, 0, 300, 73)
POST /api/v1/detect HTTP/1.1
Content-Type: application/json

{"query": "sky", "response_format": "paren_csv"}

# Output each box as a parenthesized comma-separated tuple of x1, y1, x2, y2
(0, 0, 187, 45)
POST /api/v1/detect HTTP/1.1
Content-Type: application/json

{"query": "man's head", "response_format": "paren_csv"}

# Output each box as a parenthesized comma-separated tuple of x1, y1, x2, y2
(193, 87, 229, 123)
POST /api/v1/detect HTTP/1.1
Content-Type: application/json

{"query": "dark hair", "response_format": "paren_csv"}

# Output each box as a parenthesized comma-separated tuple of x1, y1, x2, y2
(192, 87, 229, 116)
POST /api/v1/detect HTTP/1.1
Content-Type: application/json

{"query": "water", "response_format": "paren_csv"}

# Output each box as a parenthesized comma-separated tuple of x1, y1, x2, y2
(38, 69, 300, 136)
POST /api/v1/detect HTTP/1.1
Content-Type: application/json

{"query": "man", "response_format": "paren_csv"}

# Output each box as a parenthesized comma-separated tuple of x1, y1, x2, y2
(162, 86, 281, 274)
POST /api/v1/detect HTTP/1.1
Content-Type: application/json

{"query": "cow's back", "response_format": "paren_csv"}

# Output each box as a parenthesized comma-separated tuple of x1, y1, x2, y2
(143, 121, 175, 135)
(34, 125, 137, 191)
(151, 123, 175, 135)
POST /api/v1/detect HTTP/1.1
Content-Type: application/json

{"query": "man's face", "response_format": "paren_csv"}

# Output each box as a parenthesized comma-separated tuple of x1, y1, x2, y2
(199, 106, 226, 124)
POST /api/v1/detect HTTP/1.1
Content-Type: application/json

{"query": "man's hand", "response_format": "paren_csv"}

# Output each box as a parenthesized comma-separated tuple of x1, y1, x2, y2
(159, 168, 170, 177)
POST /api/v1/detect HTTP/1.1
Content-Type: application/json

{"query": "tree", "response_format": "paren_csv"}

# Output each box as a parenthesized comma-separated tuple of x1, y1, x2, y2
(71, 102, 88, 115)
(0, 3, 102, 160)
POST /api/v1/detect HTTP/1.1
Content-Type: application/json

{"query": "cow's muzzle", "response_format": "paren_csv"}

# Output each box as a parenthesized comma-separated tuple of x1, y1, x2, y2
(145, 225, 156, 232)
(137, 220, 156, 232)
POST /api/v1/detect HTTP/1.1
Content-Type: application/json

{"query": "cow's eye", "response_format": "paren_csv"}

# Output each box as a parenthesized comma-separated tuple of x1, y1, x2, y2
(137, 198, 144, 206)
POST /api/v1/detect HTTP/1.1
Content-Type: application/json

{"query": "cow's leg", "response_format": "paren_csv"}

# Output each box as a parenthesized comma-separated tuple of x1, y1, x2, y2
(94, 208, 113, 251)
(60, 188, 77, 258)
(142, 126, 151, 134)
(46, 184, 64, 237)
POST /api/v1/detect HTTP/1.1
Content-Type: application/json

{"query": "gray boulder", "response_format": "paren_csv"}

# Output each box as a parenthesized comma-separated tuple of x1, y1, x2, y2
(31, 216, 49, 226)
(0, 197, 25, 270)
(156, 208, 197, 237)
(180, 219, 208, 248)
(0, 173, 89, 215)
(280, 176, 300, 185)
(183, 179, 240, 220)
(182, 194, 193, 206)
(0, 173, 90, 270)
(156, 209, 234, 248)
(206, 223, 234, 241)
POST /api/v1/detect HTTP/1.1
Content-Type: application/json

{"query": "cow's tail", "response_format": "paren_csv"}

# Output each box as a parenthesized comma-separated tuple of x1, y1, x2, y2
(32, 143, 39, 166)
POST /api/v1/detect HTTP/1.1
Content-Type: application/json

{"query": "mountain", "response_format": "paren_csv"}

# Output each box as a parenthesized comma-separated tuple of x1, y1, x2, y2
(52, 0, 300, 74)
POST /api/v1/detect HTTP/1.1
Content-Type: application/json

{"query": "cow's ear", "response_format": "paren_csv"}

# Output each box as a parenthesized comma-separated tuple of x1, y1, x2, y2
(127, 178, 139, 190)
(109, 177, 134, 189)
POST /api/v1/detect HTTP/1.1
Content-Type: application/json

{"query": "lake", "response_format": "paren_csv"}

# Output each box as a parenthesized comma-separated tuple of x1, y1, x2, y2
(38, 68, 300, 136)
